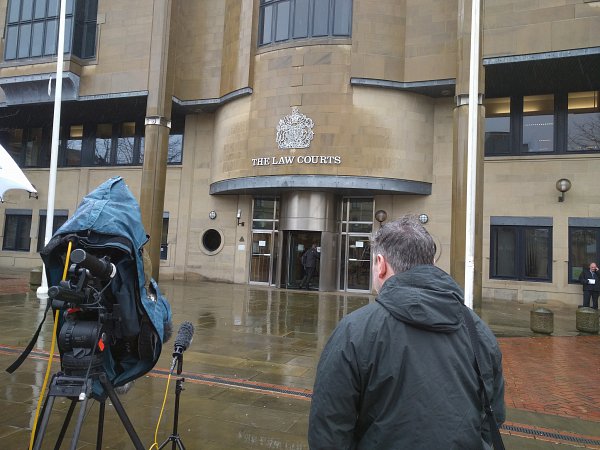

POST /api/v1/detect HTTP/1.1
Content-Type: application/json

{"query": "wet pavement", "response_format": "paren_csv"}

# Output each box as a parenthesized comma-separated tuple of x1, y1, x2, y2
(0, 270, 599, 449)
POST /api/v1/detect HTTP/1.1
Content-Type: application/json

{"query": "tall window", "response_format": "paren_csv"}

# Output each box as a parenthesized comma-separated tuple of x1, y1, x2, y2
(259, 0, 352, 46)
(4, 0, 97, 61)
(484, 97, 510, 155)
(94, 123, 112, 165)
(339, 198, 372, 291)
(37, 210, 68, 252)
(485, 91, 600, 156)
(167, 133, 183, 164)
(160, 214, 169, 260)
(522, 94, 554, 153)
(65, 124, 83, 166)
(490, 221, 552, 282)
(569, 226, 600, 283)
(0, 128, 49, 168)
(568, 91, 600, 152)
(3, 210, 32, 252)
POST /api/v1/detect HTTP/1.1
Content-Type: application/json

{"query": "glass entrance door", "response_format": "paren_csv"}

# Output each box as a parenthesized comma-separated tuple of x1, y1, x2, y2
(347, 235, 371, 290)
(250, 233, 272, 283)
(282, 231, 320, 289)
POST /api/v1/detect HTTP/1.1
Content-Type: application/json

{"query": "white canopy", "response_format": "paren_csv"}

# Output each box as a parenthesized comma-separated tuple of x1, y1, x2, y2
(0, 143, 37, 202)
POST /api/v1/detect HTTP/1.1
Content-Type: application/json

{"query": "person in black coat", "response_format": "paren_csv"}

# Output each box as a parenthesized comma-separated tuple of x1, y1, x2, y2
(308, 215, 505, 449)
(578, 262, 599, 309)
(300, 243, 319, 289)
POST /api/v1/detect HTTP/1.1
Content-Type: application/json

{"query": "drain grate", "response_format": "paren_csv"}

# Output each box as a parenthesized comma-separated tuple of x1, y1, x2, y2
(502, 424, 600, 446)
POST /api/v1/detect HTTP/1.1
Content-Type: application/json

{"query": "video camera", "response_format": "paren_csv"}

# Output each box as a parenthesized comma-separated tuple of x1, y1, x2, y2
(48, 245, 128, 378)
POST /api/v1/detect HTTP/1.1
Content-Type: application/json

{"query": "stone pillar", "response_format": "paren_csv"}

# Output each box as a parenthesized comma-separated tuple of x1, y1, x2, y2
(451, 0, 485, 311)
(140, 0, 174, 281)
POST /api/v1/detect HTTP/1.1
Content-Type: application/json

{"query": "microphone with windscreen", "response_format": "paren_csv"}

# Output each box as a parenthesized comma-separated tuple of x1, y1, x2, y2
(173, 321, 194, 356)
(171, 321, 194, 374)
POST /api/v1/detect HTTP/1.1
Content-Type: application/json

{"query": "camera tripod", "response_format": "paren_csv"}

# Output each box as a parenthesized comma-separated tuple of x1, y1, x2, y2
(32, 371, 144, 450)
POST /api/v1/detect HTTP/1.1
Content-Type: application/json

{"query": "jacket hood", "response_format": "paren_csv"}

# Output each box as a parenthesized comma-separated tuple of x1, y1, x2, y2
(376, 265, 465, 332)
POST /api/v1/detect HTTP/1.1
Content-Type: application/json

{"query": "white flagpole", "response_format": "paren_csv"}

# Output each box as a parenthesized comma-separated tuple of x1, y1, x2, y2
(37, 0, 67, 298)
(464, 0, 481, 310)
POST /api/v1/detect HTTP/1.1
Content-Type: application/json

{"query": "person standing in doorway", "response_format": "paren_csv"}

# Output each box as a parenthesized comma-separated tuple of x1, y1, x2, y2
(300, 243, 319, 290)
(308, 215, 505, 449)
(578, 262, 599, 309)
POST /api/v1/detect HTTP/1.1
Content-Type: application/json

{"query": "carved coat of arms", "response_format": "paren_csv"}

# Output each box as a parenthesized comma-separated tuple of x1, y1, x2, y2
(276, 107, 314, 149)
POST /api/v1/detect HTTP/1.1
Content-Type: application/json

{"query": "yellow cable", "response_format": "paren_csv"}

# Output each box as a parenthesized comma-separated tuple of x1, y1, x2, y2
(62, 241, 73, 281)
(149, 372, 172, 450)
(28, 241, 72, 450)
(28, 308, 60, 450)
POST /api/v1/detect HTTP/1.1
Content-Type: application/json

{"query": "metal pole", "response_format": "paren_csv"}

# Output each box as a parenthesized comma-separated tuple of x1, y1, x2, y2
(464, 0, 481, 310)
(37, 0, 66, 298)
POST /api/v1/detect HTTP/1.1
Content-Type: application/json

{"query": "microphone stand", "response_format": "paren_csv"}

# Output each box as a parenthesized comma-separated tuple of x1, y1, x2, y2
(159, 351, 187, 450)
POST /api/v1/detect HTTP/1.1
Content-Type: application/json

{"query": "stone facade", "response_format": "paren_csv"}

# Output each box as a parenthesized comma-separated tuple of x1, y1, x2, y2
(0, 0, 599, 305)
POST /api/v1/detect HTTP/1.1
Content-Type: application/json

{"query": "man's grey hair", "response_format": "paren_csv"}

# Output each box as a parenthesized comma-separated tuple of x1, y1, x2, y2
(371, 215, 436, 274)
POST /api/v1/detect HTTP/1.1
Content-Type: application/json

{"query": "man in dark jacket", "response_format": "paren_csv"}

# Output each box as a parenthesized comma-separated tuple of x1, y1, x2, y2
(308, 215, 505, 449)
(578, 262, 599, 309)
(300, 243, 320, 289)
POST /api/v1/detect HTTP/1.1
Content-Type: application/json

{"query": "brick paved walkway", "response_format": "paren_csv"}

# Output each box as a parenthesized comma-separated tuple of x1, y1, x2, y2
(500, 336, 600, 422)
(0, 274, 29, 295)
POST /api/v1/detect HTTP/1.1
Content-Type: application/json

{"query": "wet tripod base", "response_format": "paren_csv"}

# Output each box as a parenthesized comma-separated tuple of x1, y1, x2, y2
(33, 372, 144, 450)
(158, 377, 186, 450)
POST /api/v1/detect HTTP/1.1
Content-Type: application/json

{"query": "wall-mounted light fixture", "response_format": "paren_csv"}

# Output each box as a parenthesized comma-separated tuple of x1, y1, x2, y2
(236, 209, 245, 226)
(556, 178, 571, 202)
(418, 214, 429, 224)
(209, 210, 217, 220)
(375, 210, 388, 227)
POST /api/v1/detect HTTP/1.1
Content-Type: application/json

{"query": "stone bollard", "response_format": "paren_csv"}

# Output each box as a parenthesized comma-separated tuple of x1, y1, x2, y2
(530, 307, 554, 335)
(29, 267, 42, 290)
(576, 307, 599, 334)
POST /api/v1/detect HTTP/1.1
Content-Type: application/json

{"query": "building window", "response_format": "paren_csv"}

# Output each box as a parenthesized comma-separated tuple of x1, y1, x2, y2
(339, 198, 372, 291)
(259, 0, 352, 47)
(94, 123, 113, 166)
(0, 121, 183, 168)
(490, 225, 552, 282)
(160, 214, 169, 260)
(65, 124, 83, 166)
(202, 229, 223, 254)
(4, 0, 97, 61)
(522, 94, 554, 153)
(567, 91, 600, 152)
(485, 91, 600, 156)
(37, 210, 68, 252)
(0, 127, 50, 168)
(569, 226, 600, 283)
(3, 210, 32, 251)
(484, 97, 510, 155)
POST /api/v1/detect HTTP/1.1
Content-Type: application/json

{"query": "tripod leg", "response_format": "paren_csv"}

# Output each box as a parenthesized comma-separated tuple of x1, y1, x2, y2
(99, 373, 145, 450)
(53, 399, 77, 450)
(96, 400, 105, 450)
(69, 392, 90, 450)
(32, 394, 57, 450)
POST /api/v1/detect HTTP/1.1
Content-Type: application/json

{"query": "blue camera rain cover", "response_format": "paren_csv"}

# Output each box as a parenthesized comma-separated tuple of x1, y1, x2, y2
(41, 176, 172, 393)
